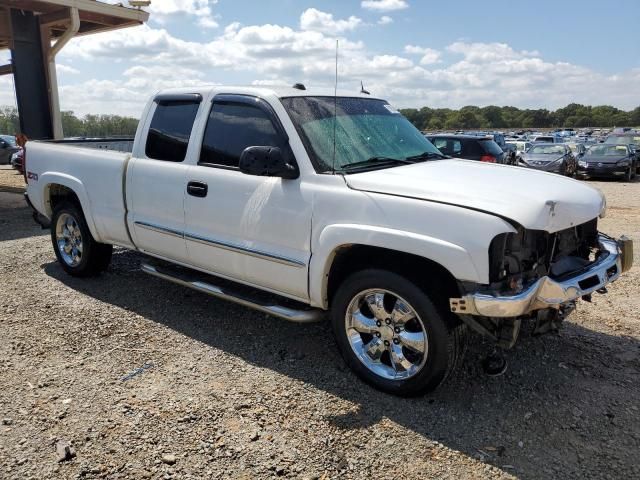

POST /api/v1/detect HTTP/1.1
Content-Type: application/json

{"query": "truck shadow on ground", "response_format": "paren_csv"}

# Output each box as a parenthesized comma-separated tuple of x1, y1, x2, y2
(0, 203, 46, 242)
(43, 249, 640, 479)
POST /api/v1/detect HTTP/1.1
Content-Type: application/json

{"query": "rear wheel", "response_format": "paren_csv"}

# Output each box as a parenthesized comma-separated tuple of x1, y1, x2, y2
(330, 269, 466, 396)
(51, 201, 112, 277)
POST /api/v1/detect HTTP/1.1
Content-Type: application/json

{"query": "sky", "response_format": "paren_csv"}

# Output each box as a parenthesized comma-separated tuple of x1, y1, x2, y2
(1, 0, 639, 117)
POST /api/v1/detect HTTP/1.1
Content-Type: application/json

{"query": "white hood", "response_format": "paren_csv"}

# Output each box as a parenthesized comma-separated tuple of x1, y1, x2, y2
(344, 159, 605, 233)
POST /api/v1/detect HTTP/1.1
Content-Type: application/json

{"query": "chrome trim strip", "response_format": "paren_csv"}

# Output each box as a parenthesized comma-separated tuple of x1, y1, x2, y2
(184, 231, 306, 268)
(450, 234, 625, 318)
(133, 221, 306, 268)
(134, 221, 184, 239)
(141, 263, 322, 323)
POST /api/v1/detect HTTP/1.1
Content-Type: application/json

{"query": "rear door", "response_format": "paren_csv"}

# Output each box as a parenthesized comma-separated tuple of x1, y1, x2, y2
(127, 94, 202, 263)
(183, 94, 312, 301)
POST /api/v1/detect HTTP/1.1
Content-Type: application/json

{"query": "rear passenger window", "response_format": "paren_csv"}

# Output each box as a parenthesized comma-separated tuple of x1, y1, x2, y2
(145, 101, 200, 162)
(200, 102, 283, 168)
(432, 138, 461, 156)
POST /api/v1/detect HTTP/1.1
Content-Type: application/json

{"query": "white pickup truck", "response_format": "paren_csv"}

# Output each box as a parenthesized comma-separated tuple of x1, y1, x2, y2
(24, 86, 633, 395)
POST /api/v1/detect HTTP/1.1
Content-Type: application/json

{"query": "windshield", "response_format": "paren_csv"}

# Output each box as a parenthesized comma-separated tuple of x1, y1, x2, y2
(587, 145, 628, 156)
(604, 135, 640, 145)
(280, 96, 442, 172)
(0, 135, 16, 146)
(529, 145, 565, 155)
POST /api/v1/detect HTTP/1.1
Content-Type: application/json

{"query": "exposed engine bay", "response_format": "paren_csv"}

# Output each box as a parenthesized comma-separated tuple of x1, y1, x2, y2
(461, 218, 603, 350)
(488, 217, 600, 294)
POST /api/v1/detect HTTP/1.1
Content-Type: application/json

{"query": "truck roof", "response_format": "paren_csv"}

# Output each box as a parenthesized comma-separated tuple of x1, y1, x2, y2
(153, 85, 386, 102)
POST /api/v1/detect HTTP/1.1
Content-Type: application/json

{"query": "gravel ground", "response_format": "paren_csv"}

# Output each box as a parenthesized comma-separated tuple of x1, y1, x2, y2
(1, 166, 638, 479)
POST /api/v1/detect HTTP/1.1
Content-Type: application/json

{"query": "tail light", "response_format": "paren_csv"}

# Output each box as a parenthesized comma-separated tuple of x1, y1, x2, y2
(480, 155, 496, 163)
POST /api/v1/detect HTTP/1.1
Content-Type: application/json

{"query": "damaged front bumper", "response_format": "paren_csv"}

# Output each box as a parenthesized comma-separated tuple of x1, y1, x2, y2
(450, 234, 633, 318)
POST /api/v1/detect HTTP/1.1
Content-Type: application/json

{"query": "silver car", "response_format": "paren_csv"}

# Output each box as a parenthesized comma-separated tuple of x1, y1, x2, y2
(519, 143, 577, 176)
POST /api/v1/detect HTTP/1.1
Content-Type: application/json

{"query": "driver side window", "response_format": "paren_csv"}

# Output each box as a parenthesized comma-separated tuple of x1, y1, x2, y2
(199, 102, 285, 169)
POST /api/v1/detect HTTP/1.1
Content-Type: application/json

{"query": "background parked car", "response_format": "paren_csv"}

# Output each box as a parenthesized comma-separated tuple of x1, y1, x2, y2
(519, 143, 576, 176)
(577, 144, 637, 181)
(506, 140, 532, 163)
(426, 134, 507, 163)
(0, 135, 20, 164)
(11, 148, 24, 174)
(531, 135, 560, 143)
(565, 142, 587, 159)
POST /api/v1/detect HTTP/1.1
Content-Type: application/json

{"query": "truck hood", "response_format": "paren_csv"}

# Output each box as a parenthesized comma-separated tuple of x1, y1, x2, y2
(344, 159, 605, 233)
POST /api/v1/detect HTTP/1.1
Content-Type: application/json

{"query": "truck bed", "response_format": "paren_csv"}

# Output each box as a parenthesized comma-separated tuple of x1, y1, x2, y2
(25, 141, 133, 247)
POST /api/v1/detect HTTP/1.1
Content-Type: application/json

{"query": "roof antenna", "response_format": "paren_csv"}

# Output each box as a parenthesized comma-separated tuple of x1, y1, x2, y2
(360, 81, 370, 95)
(332, 39, 339, 175)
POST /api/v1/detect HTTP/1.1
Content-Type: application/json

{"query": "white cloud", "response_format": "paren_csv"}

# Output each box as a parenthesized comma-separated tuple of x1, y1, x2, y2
(105, 0, 219, 28)
(404, 45, 441, 64)
(377, 16, 393, 25)
(0, 76, 17, 108)
(300, 8, 363, 35)
(56, 64, 80, 75)
(58, 65, 211, 117)
(361, 0, 409, 12)
(55, 19, 640, 115)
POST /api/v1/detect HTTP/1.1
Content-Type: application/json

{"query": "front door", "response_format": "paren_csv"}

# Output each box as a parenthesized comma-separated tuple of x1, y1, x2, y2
(183, 95, 312, 301)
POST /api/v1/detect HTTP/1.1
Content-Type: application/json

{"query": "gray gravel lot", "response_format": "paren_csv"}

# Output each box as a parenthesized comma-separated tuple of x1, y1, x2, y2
(1, 165, 639, 479)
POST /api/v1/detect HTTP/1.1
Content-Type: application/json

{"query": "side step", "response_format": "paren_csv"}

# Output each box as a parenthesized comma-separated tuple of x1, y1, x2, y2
(141, 263, 325, 323)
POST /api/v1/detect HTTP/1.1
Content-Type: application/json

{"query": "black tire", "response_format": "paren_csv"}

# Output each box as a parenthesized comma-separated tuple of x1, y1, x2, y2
(51, 201, 112, 277)
(624, 167, 632, 182)
(330, 269, 467, 396)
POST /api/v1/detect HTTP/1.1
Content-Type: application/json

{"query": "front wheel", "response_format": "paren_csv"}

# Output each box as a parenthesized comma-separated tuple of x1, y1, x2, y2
(51, 201, 113, 277)
(330, 269, 466, 396)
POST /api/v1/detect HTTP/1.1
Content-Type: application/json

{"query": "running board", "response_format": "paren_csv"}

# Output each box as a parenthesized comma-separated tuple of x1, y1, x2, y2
(141, 263, 324, 323)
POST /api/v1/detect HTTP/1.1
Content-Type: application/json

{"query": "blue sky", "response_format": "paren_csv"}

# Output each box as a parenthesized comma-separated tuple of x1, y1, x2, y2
(2, 0, 638, 116)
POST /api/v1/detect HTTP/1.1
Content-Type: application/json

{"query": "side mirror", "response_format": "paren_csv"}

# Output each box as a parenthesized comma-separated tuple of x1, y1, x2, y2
(239, 146, 298, 179)
(629, 144, 637, 153)
(0, 140, 7, 148)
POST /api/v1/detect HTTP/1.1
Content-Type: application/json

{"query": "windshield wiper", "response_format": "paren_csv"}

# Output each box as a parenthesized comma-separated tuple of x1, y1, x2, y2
(405, 151, 450, 161)
(340, 156, 414, 172)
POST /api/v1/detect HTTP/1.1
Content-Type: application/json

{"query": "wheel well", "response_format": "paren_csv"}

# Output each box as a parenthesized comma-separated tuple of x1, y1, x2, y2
(47, 184, 81, 214)
(326, 245, 462, 314)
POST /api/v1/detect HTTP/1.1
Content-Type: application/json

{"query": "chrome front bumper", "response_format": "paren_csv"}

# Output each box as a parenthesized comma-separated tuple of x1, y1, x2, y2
(450, 235, 633, 318)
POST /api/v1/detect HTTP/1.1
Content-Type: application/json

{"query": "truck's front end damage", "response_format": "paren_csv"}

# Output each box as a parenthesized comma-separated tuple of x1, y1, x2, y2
(450, 218, 633, 352)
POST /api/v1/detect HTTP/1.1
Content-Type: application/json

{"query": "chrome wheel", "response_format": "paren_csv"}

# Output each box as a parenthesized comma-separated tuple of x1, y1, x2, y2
(55, 213, 83, 267)
(345, 289, 428, 380)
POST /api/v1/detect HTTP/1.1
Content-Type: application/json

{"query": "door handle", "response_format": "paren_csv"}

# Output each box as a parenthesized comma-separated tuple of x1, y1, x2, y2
(187, 181, 208, 198)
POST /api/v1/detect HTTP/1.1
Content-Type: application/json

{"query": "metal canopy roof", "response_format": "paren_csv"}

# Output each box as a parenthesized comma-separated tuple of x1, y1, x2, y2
(0, 0, 149, 50)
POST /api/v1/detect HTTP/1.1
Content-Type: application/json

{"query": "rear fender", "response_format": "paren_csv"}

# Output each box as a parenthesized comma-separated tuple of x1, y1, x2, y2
(39, 172, 101, 242)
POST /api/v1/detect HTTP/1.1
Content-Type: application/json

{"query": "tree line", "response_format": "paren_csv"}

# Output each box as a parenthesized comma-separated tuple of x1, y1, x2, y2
(0, 107, 138, 138)
(2, 103, 640, 138)
(400, 103, 640, 131)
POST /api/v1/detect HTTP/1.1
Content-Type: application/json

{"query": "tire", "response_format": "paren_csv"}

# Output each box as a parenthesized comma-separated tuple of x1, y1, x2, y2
(330, 269, 466, 396)
(624, 167, 632, 182)
(51, 201, 112, 277)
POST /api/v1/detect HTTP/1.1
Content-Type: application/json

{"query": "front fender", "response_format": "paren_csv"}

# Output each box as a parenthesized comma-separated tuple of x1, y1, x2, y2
(39, 172, 101, 242)
(309, 224, 481, 308)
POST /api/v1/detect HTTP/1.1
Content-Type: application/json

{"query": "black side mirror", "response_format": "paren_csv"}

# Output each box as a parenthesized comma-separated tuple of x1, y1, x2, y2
(239, 146, 298, 179)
